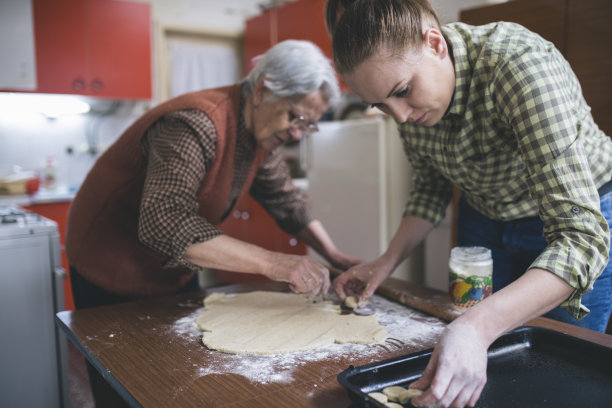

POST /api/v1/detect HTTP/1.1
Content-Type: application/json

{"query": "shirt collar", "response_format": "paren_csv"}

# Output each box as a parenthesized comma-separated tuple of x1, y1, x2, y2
(442, 24, 470, 119)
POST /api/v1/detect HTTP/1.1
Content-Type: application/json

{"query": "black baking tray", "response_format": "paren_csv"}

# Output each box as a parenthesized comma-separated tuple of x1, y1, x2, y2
(338, 326, 612, 408)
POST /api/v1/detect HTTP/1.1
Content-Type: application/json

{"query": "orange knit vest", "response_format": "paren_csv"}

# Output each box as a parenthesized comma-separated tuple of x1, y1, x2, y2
(66, 84, 268, 296)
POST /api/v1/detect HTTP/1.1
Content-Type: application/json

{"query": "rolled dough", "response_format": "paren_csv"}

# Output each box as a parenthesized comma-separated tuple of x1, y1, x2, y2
(195, 291, 387, 355)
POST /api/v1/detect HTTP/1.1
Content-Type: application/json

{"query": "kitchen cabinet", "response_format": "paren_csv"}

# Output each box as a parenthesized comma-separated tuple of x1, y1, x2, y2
(22, 201, 75, 311)
(244, 0, 332, 72)
(27, 0, 151, 99)
(275, 0, 332, 57)
(217, 195, 307, 284)
(0, 0, 37, 90)
(244, 9, 274, 73)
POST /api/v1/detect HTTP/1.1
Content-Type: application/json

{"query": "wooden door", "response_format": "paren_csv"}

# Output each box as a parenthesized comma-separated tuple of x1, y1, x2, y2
(566, 0, 612, 136)
(460, 0, 567, 53)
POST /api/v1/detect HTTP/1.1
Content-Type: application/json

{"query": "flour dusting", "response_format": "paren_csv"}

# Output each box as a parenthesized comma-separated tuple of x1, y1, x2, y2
(170, 295, 445, 384)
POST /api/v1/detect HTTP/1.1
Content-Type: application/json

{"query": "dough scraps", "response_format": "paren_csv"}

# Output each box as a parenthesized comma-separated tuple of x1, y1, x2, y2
(195, 291, 387, 355)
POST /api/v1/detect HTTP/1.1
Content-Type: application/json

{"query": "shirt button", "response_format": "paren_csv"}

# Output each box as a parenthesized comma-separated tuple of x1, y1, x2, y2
(571, 206, 580, 214)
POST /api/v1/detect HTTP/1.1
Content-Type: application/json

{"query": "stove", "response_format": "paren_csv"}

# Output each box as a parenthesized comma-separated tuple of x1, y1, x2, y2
(0, 205, 57, 237)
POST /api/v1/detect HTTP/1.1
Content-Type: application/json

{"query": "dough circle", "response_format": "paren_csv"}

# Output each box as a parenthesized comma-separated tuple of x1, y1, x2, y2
(344, 295, 359, 309)
(195, 291, 387, 355)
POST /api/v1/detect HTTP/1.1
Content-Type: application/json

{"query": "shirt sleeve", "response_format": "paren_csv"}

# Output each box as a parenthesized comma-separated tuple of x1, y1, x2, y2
(249, 148, 313, 234)
(138, 109, 224, 270)
(491, 48, 610, 319)
(400, 139, 454, 226)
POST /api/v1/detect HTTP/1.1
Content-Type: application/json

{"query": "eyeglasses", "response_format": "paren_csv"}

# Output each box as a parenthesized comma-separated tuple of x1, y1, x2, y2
(288, 108, 319, 135)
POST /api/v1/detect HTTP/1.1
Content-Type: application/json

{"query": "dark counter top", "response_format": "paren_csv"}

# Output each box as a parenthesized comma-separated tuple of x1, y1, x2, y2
(56, 279, 612, 407)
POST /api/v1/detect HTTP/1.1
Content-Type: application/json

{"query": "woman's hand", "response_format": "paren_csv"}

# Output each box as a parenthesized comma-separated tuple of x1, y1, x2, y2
(332, 258, 391, 304)
(410, 322, 488, 408)
(265, 253, 331, 295)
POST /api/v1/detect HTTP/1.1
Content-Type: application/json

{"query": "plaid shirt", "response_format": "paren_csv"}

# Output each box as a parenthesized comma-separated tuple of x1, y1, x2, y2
(139, 105, 312, 270)
(399, 22, 612, 318)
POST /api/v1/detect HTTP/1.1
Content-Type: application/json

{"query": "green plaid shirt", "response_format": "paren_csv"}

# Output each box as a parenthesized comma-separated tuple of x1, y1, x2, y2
(399, 22, 612, 318)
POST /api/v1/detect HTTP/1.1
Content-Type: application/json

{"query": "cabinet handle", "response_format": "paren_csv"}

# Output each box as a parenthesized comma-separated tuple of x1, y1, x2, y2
(232, 210, 241, 219)
(90, 78, 104, 92)
(241, 211, 250, 220)
(289, 238, 297, 247)
(72, 77, 86, 91)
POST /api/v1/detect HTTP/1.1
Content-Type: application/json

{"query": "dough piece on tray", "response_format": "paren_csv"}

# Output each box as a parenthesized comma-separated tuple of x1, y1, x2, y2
(381, 385, 423, 405)
(367, 392, 388, 404)
(195, 291, 387, 355)
(382, 386, 407, 401)
(398, 388, 423, 404)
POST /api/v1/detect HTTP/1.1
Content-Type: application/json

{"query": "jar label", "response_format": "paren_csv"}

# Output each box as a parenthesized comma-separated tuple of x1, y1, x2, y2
(449, 271, 492, 311)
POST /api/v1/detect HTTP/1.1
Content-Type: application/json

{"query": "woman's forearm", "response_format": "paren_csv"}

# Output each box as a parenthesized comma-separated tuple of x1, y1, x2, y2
(379, 215, 435, 272)
(184, 235, 274, 275)
(455, 267, 574, 347)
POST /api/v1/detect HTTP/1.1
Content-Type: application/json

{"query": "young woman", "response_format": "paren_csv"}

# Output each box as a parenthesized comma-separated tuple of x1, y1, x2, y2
(326, 1, 612, 407)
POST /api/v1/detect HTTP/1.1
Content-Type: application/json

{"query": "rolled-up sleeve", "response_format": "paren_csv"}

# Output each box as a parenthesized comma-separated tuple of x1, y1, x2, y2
(493, 49, 610, 319)
(138, 110, 224, 269)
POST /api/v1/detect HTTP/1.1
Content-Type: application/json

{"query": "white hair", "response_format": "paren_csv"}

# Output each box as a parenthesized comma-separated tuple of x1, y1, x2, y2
(242, 40, 340, 104)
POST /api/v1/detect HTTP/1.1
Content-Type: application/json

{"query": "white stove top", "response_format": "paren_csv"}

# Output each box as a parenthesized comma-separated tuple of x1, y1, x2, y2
(0, 205, 57, 238)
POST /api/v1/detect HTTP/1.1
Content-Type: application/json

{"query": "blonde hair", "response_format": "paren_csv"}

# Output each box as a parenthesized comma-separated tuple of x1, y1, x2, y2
(325, 0, 441, 74)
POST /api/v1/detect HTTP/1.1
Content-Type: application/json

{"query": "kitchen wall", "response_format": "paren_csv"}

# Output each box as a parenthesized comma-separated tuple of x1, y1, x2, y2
(0, 100, 149, 192)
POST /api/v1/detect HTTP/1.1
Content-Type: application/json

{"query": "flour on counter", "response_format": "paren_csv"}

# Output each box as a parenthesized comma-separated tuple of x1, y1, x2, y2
(170, 295, 445, 384)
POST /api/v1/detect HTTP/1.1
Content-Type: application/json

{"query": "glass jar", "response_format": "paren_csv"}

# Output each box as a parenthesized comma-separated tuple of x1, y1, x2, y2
(449, 246, 493, 312)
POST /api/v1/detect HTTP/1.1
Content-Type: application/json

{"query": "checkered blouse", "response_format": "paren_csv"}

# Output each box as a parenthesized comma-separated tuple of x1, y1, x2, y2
(138, 101, 311, 270)
(400, 22, 612, 318)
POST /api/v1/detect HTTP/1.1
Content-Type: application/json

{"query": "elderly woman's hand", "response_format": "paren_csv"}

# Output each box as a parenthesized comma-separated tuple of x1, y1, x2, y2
(266, 253, 331, 295)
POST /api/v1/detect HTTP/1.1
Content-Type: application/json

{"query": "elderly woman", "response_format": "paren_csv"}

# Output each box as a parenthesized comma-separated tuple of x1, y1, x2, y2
(66, 40, 361, 310)
(66, 39, 361, 407)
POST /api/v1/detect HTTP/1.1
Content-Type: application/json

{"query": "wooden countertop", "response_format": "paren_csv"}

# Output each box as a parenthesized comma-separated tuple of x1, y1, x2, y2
(56, 279, 612, 408)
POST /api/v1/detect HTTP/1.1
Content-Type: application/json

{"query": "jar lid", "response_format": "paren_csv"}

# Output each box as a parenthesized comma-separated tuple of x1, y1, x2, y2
(450, 246, 492, 262)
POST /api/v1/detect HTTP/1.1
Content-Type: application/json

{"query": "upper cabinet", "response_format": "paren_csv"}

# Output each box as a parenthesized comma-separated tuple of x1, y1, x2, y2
(244, 8, 274, 73)
(244, 0, 349, 91)
(244, 0, 331, 72)
(27, 0, 151, 99)
(0, 0, 37, 90)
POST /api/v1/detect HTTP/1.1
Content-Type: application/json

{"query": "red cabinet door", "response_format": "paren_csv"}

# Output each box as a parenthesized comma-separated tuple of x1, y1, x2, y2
(31, 0, 151, 99)
(32, 0, 88, 94)
(276, 0, 332, 59)
(86, 0, 151, 99)
(244, 10, 274, 73)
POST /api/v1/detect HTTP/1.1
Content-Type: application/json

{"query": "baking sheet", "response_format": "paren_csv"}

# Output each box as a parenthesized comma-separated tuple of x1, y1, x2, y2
(338, 326, 612, 408)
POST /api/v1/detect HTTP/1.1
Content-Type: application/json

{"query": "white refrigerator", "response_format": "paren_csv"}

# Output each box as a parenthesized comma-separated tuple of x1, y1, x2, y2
(305, 117, 424, 281)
